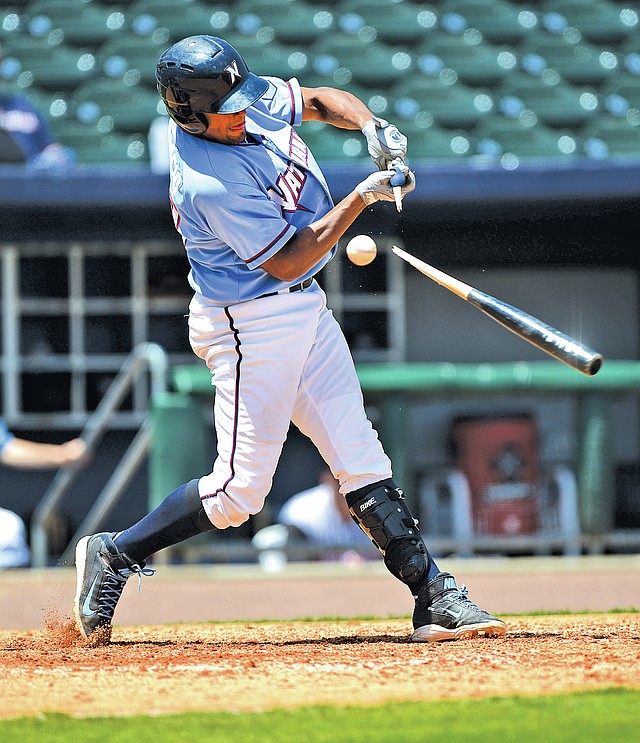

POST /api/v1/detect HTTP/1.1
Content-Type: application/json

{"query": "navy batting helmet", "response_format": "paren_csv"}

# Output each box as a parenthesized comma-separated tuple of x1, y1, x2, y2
(156, 35, 269, 134)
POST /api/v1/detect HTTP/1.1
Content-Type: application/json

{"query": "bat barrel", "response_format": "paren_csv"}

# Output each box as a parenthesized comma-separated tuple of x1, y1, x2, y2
(468, 290, 603, 377)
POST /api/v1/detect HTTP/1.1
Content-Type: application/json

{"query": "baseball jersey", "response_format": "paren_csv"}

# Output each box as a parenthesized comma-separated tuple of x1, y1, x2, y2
(168, 76, 336, 305)
(0, 418, 16, 458)
(0, 93, 55, 163)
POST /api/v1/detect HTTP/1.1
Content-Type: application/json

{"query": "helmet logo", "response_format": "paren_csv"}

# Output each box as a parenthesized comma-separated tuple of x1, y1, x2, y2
(224, 60, 242, 86)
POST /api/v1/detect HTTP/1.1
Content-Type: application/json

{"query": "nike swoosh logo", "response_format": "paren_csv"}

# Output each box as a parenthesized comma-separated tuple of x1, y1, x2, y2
(82, 573, 101, 617)
(436, 605, 465, 620)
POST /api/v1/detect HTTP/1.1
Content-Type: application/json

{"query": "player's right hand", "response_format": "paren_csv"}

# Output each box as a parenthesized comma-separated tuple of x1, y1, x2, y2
(355, 163, 416, 206)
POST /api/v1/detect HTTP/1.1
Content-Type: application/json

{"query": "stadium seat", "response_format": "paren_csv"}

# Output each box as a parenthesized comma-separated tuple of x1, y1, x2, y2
(498, 73, 600, 128)
(98, 32, 170, 85)
(298, 121, 368, 162)
(0, 7, 26, 41)
(1, 36, 98, 91)
(335, 0, 438, 45)
(541, 0, 638, 44)
(234, 0, 335, 45)
(25, 0, 128, 47)
(310, 34, 414, 87)
(602, 73, 640, 116)
(129, 0, 226, 42)
(416, 32, 518, 87)
(73, 78, 164, 134)
(519, 30, 620, 86)
(392, 76, 495, 129)
(49, 118, 148, 165)
(474, 116, 579, 158)
(440, 0, 539, 44)
(408, 124, 475, 159)
(230, 38, 312, 81)
(582, 116, 640, 158)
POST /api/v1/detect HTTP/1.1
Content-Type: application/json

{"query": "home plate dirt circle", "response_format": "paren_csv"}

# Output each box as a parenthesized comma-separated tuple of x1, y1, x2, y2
(1, 613, 639, 718)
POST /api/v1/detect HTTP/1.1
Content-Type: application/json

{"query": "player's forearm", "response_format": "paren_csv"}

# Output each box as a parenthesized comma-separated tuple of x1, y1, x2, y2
(263, 192, 368, 281)
(1, 438, 85, 469)
(300, 87, 373, 130)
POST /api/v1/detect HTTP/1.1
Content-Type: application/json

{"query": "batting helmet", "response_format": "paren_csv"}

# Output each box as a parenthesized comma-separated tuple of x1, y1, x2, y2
(156, 35, 269, 134)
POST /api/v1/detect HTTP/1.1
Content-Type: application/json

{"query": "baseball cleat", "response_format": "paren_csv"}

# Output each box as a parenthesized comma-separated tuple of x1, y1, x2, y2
(411, 571, 506, 643)
(74, 532, 153, 644)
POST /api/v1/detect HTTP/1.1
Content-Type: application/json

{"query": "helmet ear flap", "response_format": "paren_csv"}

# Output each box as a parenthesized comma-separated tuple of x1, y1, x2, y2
(181, 111, 208, 135)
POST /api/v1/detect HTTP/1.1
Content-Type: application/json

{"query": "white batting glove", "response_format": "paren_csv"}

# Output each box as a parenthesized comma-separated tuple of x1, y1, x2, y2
(355, 163, 416, 206)
(362, 116, 408, 170)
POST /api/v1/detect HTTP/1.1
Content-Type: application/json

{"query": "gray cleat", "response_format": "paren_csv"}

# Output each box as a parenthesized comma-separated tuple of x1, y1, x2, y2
(412, 572, 506, 642)
(73, 532, 153, 643)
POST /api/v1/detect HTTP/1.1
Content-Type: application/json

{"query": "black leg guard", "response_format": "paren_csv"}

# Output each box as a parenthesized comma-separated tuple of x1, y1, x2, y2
(346, 484, 429, 593)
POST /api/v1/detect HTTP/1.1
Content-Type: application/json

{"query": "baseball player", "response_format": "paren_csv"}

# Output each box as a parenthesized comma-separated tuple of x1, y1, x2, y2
(73, 35, 505, 644)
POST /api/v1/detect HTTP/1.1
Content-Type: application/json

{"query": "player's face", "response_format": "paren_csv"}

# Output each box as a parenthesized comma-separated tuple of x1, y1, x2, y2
(201, 111, 247, 144)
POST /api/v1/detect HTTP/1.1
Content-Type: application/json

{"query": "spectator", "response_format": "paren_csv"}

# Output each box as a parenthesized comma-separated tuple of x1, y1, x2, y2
(0, 43, 75, 170)
(0, 418, 86, 568)
(273, 468, 378, 561)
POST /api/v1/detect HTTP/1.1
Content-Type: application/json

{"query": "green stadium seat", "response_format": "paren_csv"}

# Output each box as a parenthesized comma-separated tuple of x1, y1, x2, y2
(541, 0, 638, 44)
(582, 116, 640, 159)
(392, 76, 495, 129)
(520, 30, 620, 86)
(50, 119, 148, 165)
(440, 0, 539, 44)
(297, 121, 368, 162)
(335, 0, 438, 45)
(603, 73, 640, 116)
(0, 7, 25, 41)
(228, 38, 312, 81)
(1, 36, 98, 91)
(73, 78, 164, 134)
(310, 34, 414, 87)
(407, 124, 475, 160)
(498, 73, 600, 128)
(98, 32, 170, 85)
(474, 116, 579, 158)
(25, 0, 128, 47)
(129, 0, 227, 42)
(416, 32, 518, 87)
(234, 0, 335, 45)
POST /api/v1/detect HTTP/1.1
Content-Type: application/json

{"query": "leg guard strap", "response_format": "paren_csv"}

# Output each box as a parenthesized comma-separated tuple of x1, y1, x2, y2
(346, 484, 428, 589)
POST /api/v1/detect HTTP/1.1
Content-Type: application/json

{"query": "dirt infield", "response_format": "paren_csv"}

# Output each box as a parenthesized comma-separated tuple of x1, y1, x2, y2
(1, 614, 639, 719)
(0, 556, 639, 719)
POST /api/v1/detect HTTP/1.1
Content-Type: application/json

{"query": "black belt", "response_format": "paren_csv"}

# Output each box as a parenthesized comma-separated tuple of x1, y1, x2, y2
(258, 277, 313, 299)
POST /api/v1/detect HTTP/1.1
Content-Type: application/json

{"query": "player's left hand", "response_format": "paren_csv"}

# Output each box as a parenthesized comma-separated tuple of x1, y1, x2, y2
(361, 116, 408, 170)
(356, 162, 415, 206)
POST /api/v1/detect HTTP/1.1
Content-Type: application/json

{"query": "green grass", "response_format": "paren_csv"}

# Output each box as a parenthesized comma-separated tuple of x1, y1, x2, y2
(1, 688, 638, 743)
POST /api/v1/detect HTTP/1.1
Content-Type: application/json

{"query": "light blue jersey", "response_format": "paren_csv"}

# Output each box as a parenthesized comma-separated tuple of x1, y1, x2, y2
(168, 76, 336, 305)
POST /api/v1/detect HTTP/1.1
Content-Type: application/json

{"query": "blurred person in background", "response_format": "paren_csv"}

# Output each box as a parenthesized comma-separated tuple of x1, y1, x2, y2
(0, 418, 86, 568)
(0, 43, 75, 169)
(253, 468, 379, 565)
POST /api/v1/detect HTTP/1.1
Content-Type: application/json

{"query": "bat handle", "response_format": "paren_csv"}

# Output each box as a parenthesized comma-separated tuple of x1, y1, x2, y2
(389, 161, 405, 213)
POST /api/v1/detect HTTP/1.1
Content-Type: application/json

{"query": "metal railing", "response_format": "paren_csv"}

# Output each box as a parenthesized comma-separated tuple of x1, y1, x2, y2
(30, 342, 169, 568)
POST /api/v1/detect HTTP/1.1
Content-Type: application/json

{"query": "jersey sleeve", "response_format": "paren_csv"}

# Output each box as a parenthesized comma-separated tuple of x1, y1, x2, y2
(259, 76, 303, 127)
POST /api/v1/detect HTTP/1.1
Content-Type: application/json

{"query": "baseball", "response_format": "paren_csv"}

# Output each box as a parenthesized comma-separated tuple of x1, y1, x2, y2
(346, 235, 377, 266)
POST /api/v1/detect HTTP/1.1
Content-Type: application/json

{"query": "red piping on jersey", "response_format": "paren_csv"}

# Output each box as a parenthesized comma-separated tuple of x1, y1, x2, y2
(201, 306, 242, 502)
(286, 80, 296, 126)
(246, 224, 291, 264)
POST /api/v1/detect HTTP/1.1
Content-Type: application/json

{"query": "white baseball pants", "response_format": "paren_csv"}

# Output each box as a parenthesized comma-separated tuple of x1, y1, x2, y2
(188, 281, 392, 529)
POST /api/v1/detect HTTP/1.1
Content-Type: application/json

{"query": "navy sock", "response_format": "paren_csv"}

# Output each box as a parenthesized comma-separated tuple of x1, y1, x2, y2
(113, 479, 213, 564)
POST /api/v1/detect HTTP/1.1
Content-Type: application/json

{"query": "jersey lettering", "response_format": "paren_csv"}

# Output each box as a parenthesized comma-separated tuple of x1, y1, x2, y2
(267, 162, 307, 212)
(289, 129, 308, 167)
